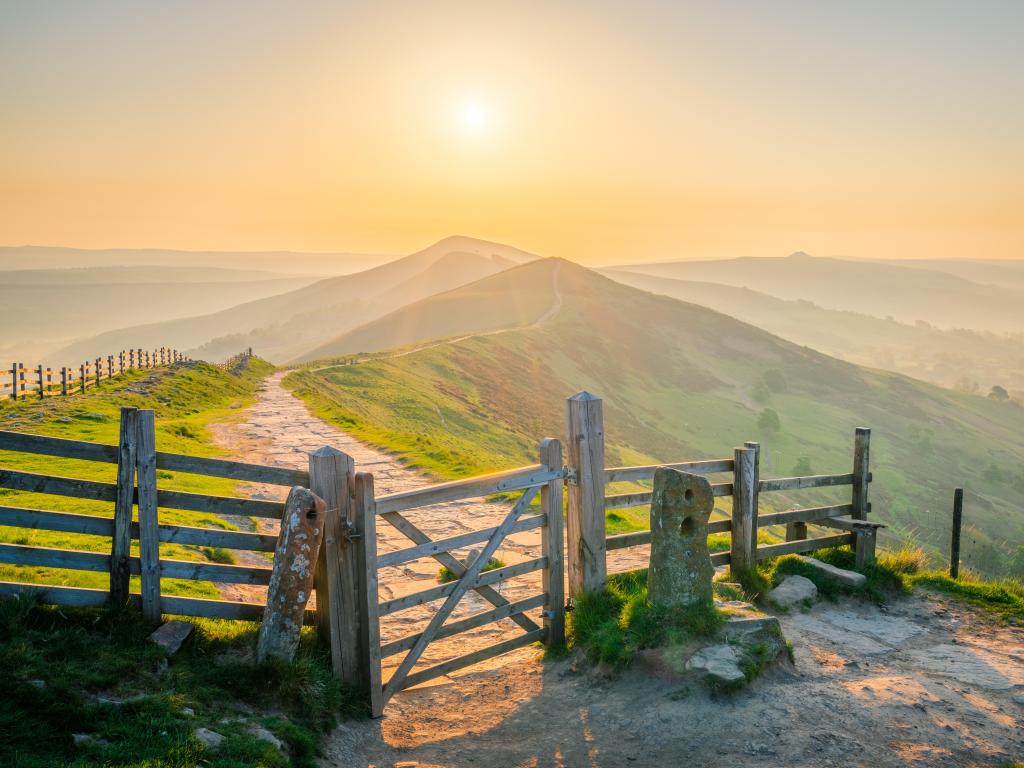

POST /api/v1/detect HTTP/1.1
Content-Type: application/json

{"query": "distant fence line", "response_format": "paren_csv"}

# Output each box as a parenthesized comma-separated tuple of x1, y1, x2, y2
(1, 348, 188, 402)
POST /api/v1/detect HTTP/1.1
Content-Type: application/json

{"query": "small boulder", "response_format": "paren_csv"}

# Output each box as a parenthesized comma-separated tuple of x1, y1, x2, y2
(149, 620, 194, 657)
(768, 575, 817, 609)
(249, 724, 283, 750)
(194, 727, 225, 749)
(796, 556, 866, 588)
(686, 644, 745, 686)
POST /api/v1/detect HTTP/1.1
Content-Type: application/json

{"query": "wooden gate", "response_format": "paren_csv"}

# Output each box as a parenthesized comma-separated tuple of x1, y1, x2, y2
(355, 438, 567, 716)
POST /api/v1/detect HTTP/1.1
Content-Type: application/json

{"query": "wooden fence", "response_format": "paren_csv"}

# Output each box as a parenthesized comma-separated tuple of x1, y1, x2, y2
(0, 390, 877, 717)
(1, 347, 187, 402)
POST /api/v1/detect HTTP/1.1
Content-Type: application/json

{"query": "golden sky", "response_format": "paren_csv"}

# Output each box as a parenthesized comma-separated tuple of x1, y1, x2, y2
(1, 1, 1021, 264)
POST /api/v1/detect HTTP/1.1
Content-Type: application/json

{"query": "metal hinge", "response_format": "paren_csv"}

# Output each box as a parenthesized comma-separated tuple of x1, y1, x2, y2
(340, 520, 362, 542)
(564, 467, 578, 486)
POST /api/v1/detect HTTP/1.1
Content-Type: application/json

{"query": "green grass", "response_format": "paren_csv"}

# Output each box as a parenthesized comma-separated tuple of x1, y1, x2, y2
(0, 595, 356, 768)
(568, 569, 724, 670)
(437, 556, 505, 583)
(906, 571, 1024, 623)
(0, 357, 274, 596)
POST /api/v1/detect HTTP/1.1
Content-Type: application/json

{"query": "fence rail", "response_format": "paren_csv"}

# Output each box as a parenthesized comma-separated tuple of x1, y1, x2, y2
(1, 347, 188, 402)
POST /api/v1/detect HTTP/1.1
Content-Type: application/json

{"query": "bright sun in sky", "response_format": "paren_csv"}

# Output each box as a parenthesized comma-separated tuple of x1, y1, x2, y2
(463, 104, 483, 128)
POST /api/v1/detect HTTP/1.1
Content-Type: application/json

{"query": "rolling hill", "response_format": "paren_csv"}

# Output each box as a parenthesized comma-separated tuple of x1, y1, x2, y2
(603, 269, 1024, 393)
(0, 267, 318, 363)
(52, 236, 538, 363)
(609, 253, 1024, 332)
(285, 258, 1024, 576)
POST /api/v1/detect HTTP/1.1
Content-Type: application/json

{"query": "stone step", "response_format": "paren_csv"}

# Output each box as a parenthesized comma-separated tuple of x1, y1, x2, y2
(797, 555, 867, 588)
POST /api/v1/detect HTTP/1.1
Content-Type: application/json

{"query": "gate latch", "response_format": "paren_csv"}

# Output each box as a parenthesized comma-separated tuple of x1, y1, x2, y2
(340, 520, 362, 542)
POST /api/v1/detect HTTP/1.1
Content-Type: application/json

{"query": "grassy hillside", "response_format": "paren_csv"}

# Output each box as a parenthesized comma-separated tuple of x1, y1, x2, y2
(613, 252, 1024, 332)
(286, 259, 1024, 576)
(58, 236, 537, 364)
(0, 356, 275, 598)
(604, 269, 1024, 392)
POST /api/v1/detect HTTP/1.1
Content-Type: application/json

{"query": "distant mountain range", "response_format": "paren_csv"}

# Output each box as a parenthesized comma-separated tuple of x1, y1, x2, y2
(608, 252, 1024, 332)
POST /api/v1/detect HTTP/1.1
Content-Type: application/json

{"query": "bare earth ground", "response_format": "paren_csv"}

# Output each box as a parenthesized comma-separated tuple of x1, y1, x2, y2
(212, 373, 1024, 768)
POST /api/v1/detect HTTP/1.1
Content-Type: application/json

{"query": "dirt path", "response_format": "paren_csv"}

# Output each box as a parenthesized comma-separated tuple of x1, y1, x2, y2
(211, 373, 1023, 768)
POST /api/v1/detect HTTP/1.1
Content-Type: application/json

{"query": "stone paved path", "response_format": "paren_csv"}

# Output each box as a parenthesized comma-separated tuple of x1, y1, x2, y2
(210, 370, 648, 678)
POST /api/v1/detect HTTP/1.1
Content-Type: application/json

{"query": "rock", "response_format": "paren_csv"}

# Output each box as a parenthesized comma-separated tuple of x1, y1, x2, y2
(28, 679, 45, 689)
(768, 575, 817, 609)
(256, 486, 326, 663)
(1012, 693, 1024, 706)
(796, 556, 867, 588)
(149, 620, 194, 656)
(647, 468, 715, 608)
(686, 644, 745, 686)
(249, 724, 283, 749)
(72, 733, 93, 746)
(181, 706, 195, 717)
(194, 727, 225, 749)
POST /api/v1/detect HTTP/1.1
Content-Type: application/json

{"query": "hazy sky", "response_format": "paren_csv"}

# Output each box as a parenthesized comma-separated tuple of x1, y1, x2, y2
(2, 1, 1022, 264)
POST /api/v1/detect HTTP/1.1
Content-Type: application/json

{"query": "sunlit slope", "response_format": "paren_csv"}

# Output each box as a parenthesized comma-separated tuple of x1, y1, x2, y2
(604, 269, 1024, 392)
(287, 259, 1024, 574)
(295, 257, 561, 362)
(611, 253, 1024, 332)
(55, 236, 537, 363)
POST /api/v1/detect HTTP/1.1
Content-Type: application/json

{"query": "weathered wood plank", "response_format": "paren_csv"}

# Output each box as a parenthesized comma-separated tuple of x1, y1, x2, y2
(355, 473, 384, 717)
(604, 492, 652, 510)
(852, 427, 871, 521)
(565, 392, 606, 594)
(376, 514, 546, 569)
(758, 473, 855, 492)
(395, 628, 548, 692)
(0, 506, 113, 536)
(604, 459, 734, 484)
(309, 446, 356, 683)
(378, 556, 547, 616)
(379, 507, 540, 633)
(136, 410, 161, 623)
(0, 542, 108, 571)
(0, 468, 117, 502)
(755, 533, 855, 560)
(375, 465, 564, 515)
(111, 407, 138, 604)
(730, 446, 757, 573)
(380, 593, 548, 658)
(382, 488, 539, 701)
(758, 504, 855, 528)
(606, 522, 732, 552)
(540, 437, 565, 648)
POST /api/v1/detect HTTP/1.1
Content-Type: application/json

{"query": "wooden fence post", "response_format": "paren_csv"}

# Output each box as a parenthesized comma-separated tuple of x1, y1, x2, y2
(565, 392, 606, 594)
(107, 355, 114, 380)
(730, 445, 757, 573)
(36, 365, 44, 399)
(309, 445, 361, 684)
(950, 487, 963, 579)
(8, 363, 15, 402)
(354, 472, 384, 717)
(540, 437, 565, 647)
(852, 427, 871, 520)
(61, 367, 68, 396)
(111, 407, 139, 604)
(135, 409, 161, 623)
(94, 358, 101, 387)
(80, 363, 86, 393)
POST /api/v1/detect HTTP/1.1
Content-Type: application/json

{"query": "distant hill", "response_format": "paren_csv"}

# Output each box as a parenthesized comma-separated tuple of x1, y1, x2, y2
(287, 258, 1024, 576)
(603, 269, 1024, 392)
(0, 245, 393, 276)
(885, 258, 1024, 290)
(610, 253, 1024, 332)
(0, 267, 317, 363)
(56, 236, 538, 363)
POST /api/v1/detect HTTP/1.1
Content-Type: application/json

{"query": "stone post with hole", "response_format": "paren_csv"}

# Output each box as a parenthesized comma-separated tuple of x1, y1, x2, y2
(648, 468, 715, 608)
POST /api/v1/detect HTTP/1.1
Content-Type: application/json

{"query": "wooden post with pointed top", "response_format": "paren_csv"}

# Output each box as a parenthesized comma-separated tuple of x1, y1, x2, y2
(565, 392, 606, 595)
(730, 445, 757, 573)
(309, 445, 361, 685)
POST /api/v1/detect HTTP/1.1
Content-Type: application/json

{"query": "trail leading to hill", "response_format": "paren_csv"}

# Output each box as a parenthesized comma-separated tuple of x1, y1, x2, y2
(210, 371, 1024, 768)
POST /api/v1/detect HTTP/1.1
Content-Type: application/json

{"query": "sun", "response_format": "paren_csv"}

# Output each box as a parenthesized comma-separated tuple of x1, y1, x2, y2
(463, 104, 483, 128)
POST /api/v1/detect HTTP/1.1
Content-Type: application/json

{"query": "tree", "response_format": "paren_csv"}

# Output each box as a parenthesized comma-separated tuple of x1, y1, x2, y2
(757, 408, 781, 434)
(763, 369, 788, 393)
(791, 457, 814, 476)
(989, 385, 1010, 401)
(752, 381, 771, 404)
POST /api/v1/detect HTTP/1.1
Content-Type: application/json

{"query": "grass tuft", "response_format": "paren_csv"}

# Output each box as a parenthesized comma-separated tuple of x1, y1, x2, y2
(437, 556, 505, 583)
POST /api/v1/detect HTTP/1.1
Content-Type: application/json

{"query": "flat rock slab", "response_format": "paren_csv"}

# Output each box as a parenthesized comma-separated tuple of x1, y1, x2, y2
(906, 645, 1024, 691)
(785, 614, 892, 656)
(820, 610, 923, 646)
(686, 644, 745, 685)
(768, 575, 817, 608)
(796, 556, 867, 588)
(149, 620, 194, 656)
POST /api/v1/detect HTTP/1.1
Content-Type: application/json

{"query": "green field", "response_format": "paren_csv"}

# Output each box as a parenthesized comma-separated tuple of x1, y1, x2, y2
(0, 357, 275, 597)
(286, 259, 1024, 577)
